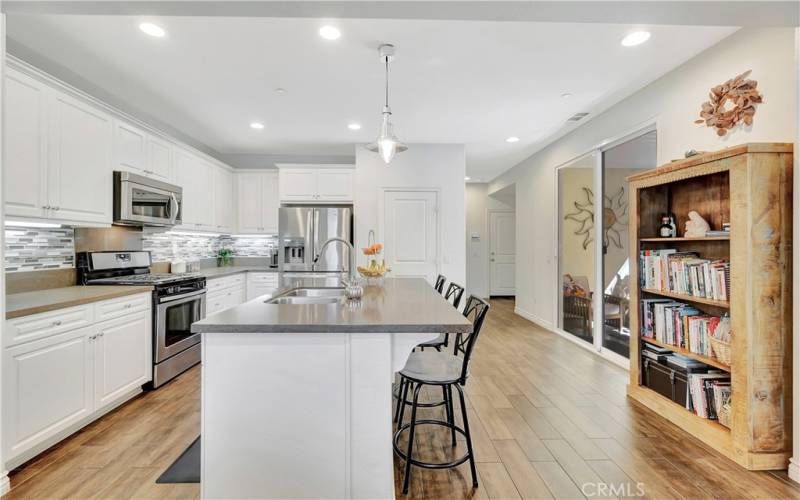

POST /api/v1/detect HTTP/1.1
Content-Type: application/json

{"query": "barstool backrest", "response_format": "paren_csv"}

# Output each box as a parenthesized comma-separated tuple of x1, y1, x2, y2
(455, 295, 490, 384)
(444, 282, 465, 310)
(434, 274, 447, 294)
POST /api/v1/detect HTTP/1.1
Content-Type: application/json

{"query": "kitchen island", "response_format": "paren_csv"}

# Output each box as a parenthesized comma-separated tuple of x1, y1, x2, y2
(192, 277, 471, 499)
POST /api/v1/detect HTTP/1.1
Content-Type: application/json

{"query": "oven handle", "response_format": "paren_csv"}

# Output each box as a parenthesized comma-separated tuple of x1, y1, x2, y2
(158, 289, 206, 304)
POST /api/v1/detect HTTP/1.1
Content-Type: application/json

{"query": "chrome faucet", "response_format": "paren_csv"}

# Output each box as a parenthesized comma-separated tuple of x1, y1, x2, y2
(313, 237, 363, 299)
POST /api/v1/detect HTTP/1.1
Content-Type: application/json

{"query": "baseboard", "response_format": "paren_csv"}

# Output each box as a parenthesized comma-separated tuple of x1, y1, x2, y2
(0, 473, 9, 495)
(513, 306, 553, 330)
(789, 457, 800, 483)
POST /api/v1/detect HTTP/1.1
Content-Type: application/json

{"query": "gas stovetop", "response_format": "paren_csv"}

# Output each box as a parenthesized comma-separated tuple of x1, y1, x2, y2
(86, 272, 203, 286)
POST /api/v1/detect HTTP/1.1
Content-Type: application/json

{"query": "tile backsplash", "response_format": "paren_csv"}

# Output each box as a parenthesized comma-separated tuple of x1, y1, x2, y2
(4, 226, 277, 273)
(141, 229, 277, 263)
(5, 227, 76, 272)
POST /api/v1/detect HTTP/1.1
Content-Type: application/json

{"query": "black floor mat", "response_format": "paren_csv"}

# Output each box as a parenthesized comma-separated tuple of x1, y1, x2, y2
(156, 436, 201, 484)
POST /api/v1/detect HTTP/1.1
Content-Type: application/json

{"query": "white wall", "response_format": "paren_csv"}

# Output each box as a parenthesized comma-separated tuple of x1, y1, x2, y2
(490, 27, 798, 328)
(465, 183, 513, 298)
(354, 144, 467, 286)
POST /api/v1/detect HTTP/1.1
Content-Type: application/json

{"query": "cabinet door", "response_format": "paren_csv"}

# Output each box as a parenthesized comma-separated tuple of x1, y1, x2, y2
(47, 92, 113, 224)
(261, 172, 280, 233)
(236, 172, 264, 233)
(174, 148, 201, 226)
(195, 160, 215, 230)
(279, 169, 317, 202)
(148, 135, 173, 181)
(3, 328, 93, 461)
(4, 69, 48, 219)
(94, 311, 151, 409)
(316, 169, 354, 202)
(114, 121, 147, 175)
(213, 167, 234, 233)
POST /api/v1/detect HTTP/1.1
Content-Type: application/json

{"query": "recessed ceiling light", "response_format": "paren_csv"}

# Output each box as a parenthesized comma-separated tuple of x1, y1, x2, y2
(274, 88, 286, 94)
(139, 22, 166, 38)
(506, 136, 520, 143)
(319, 26, 341, 40)
(347, 123, 361, 131)
(621, 31, 651, 47)
(561, 92, 573, 98)
(250, 122, 265, 130)
(465, 176, 471, 181)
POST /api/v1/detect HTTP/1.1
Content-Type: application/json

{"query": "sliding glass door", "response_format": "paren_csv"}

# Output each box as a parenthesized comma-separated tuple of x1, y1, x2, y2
(557, 153, 598, 344)
(556, 129, 656, 362)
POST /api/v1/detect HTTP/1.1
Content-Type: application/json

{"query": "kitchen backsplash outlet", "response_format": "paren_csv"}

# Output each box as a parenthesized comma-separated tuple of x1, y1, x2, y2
(5, 227, 76, 273)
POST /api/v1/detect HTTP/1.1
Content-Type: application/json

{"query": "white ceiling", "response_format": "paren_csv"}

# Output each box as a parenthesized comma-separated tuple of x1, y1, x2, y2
(7, 15, 736, 180)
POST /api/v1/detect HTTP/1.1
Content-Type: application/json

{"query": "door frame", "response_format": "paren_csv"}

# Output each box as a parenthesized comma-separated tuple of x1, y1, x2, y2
(376, 187, 442, 282)
(486, 208, 515, 297)
(551, 119, 658, 370)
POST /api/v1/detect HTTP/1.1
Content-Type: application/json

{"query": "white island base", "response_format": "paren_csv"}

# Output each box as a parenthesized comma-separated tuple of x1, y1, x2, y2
(201, 330, 438, 499)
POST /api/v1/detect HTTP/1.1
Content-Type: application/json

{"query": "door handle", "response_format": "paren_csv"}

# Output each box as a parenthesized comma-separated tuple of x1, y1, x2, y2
(490, 258, 495, 262)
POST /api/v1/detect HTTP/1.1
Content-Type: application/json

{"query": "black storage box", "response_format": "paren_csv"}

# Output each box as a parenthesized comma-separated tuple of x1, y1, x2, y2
(642, 358, 691, 408)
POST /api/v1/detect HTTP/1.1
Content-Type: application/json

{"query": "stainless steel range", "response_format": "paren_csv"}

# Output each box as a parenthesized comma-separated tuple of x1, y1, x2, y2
(77, 251, 206, 388)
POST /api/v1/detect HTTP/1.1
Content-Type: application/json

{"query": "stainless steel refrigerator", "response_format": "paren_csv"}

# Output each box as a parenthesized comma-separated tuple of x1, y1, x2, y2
(278, 206, 353, 273)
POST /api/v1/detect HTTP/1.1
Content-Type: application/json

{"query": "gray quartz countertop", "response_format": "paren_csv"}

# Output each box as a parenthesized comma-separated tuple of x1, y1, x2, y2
(192, 277, 472, 334)
(6, 285, 154, 319)
(198, 266, 279, 279)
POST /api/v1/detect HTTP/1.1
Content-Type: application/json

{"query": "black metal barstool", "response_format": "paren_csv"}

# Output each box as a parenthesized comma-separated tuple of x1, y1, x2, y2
(434, 274, 447, 294)
(393, 295, 490, 493)
(394, 282, 466, 423)
(418, 282, 465, 351)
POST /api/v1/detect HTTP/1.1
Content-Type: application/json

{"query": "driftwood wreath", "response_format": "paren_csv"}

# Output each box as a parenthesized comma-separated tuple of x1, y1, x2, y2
(694, 70, 762, 136)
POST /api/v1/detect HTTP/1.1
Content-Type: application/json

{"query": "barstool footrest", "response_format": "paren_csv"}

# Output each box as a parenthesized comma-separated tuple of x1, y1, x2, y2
(393, 419, 468, 469)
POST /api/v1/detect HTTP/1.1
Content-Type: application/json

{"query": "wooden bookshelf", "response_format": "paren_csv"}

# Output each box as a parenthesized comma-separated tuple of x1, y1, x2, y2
(640, 288, 730, 308)
(627, 143, 793, 471)
(640, 336, 731, 371)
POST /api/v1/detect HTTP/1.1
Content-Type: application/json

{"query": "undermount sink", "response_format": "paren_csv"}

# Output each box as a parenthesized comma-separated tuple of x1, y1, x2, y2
(265, 288, 346, 305)
(283, 288, 346, 298)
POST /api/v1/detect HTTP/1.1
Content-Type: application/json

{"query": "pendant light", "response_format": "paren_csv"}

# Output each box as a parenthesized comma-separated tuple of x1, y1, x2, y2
(366, 44, 407, 163)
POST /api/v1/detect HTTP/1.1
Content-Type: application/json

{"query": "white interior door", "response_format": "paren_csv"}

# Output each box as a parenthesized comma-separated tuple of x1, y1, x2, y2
(382, 190, 438, 283)
(489, 210, 516, 295)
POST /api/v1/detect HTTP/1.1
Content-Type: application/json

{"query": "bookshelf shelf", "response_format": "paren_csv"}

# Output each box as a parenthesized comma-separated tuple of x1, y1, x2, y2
(627, 143, 793, 471)
(640, 288, 730, 308)
(639, 236, 730, 242)
(640, 336, 731, 372)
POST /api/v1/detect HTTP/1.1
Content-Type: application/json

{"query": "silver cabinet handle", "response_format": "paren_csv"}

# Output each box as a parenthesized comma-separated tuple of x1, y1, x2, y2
(88, 334, 96, 341)
(54, 206, 60, 211)
(43, 205, 51, 210)
(52, 320, 62, 326)
(124, 304, 132, 309)
(98, 332, 104, 337)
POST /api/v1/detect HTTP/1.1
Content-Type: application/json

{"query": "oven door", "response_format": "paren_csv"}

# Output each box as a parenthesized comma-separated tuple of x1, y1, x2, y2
(155, 289, 206, 363)
(116, 178, 182, 227)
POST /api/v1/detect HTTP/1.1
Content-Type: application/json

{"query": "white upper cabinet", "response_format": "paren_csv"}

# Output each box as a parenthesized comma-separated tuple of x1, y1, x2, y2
(47, 91, 113, 225)
(235, 171, 279, 234)
(114, 120, 173, 182)
(213, 167, 234, 234)
(3, 69, 48, 219)
(175, 149, 215, 231)
(278, 165, 354, 203)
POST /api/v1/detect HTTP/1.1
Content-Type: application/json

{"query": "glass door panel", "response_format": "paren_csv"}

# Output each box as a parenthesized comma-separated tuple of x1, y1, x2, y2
(600, 130, 657, 358)
(557, 153, 598, 344)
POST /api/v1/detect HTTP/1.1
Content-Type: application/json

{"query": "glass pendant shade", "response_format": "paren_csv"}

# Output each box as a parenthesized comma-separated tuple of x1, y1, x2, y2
(367, 109, 407, 164)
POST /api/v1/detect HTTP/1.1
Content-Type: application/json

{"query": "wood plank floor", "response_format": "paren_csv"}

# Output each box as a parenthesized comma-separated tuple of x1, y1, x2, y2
(5, 297, 800, 499)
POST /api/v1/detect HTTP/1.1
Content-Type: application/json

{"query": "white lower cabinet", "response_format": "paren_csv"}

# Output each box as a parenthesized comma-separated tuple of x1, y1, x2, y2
(206, 274, 247, 315)
(94, 310, 151, 409)
(3, 293, 152, 468)
(246, 272, 280, 301)
(4, 328, 94, 462)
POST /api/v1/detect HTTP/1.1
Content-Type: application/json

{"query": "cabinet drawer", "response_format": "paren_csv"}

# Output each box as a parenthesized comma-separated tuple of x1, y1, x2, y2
(94, 293, 150, 322)
(207, 286, 245, 316)
(248, 273, 278, 284)
(6, 305, 94, 347)
(207, 274, 245, 293)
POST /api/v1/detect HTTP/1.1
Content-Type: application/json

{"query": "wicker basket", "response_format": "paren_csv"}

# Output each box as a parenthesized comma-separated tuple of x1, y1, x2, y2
(709, 335, 732, 366)
(718, 403, 732, 428)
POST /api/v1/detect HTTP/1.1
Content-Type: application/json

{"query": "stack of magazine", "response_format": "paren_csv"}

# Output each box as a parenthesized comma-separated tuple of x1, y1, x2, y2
(639, 249, 730, 301)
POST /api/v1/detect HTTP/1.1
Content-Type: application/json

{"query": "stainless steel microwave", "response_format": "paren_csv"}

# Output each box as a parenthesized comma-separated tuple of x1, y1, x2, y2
(113, 171, 182, 227)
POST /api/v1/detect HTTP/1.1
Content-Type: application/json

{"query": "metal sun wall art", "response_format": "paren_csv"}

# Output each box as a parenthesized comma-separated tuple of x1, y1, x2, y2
(564, 186, 628, 250)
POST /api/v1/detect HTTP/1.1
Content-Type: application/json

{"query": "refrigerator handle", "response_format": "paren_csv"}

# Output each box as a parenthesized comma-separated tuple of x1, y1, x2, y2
(306, 209, 315, 267)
